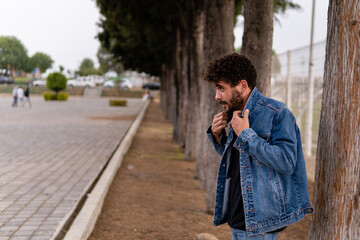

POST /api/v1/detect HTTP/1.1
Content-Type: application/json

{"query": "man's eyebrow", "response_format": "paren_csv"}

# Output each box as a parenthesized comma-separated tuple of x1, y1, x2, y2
(214, 84, 222, 88)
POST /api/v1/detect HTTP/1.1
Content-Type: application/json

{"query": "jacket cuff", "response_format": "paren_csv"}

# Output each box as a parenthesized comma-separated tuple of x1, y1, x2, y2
(206, 125, 227, 145)
(234, 128, 257, 149)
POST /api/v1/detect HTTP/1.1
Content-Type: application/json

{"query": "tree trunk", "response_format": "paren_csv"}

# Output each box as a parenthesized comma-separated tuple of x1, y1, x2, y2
(160, 64, 168, 115)
(309, 1, 360, 239)
(160, 63, 167, 112)
(241, 0, 273, 97)
(185, 3, 203, 162)
(176, 27, 190, 149)
(173, 28, 182, 144)
(201, 0, 235, 213)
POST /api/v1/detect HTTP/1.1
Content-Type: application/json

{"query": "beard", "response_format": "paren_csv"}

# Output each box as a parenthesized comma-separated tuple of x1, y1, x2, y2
(218, 89, 244, 123)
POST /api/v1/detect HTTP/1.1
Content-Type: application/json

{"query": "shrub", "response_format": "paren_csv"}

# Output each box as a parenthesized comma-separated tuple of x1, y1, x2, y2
(109, 99, 127, 106)
(43, 92, 57, 101)
(46, 72, 67, 94)
(57, 92, 69, 101)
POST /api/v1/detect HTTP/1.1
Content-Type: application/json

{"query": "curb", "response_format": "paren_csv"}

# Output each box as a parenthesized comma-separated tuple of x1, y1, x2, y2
(62, 100, 150, 240)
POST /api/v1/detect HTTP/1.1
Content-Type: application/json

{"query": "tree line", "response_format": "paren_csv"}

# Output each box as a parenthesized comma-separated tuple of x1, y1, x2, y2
(96, 0, 360, 238)
(0, 35, 123, 78)
(0, 36, 53, 75)
(96, 0, 298, 212)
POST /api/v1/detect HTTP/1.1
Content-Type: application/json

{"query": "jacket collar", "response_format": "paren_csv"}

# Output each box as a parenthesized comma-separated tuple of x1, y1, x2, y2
(241, 87, 263, 118)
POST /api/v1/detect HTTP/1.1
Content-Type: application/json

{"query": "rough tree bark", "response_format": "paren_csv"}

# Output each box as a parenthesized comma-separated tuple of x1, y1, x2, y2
(241, 0, 273, 97)
(309, 1, 360, 239)
(185, 3, 204, 162)
(201, 0, 235, 212)
(173, 27, 188, 146)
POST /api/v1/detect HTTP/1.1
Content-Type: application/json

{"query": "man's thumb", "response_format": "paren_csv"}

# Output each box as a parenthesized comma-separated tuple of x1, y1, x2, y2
(244, 109, 249, 119)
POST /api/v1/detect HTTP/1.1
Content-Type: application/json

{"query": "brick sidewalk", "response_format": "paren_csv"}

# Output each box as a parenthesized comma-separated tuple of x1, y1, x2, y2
(0, 96, 145, 240)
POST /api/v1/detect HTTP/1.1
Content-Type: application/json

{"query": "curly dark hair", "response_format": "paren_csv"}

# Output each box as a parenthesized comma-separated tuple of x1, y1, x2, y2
(204, 53, 257, 89)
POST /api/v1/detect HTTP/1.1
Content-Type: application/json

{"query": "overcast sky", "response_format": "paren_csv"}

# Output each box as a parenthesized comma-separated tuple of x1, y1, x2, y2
(0, 0, 328, 72)
(234, 0, 329, 54)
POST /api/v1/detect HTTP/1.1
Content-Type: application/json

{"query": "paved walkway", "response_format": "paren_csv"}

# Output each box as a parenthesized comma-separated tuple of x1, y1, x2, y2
(0, 95, 145, 240)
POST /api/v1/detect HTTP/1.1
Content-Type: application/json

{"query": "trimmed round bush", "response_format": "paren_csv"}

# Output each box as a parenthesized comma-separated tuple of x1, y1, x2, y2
(46, 72, 67, 93)
(43, 92, 57, 101)
(57, 92, 69, 101)
(109, 99, 127, 106)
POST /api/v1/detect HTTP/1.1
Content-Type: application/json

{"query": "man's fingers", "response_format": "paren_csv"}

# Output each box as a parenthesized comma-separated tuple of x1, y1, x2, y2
(232, 110, 242, 119)
(214, 120, 227, 128)
(215, 112, 226, 118)
(214, 113, 228, 122)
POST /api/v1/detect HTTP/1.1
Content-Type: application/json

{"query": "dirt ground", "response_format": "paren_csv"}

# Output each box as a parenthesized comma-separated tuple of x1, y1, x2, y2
(89, 99, 314, 240)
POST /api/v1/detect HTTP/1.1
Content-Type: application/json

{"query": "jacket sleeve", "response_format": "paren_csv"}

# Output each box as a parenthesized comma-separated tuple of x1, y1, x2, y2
(234, 108, 298, 175)
(206, 125, 227, 156)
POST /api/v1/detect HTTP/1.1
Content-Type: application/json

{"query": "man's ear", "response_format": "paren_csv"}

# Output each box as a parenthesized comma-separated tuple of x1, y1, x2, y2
(235, 80, 248, 93)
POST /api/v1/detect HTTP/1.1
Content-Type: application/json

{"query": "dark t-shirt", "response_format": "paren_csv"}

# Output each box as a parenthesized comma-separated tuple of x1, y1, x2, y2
(227, 134, 286, 233)
(227, 135, 246, 230)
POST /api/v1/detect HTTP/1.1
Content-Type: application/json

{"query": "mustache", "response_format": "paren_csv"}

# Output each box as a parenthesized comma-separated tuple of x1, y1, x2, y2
(218, 100, 228, 105)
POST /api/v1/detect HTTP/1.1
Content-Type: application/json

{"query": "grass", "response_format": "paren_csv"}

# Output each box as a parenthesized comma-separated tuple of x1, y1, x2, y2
(102, 88, 144, 98)
(160, 148, 185, 161)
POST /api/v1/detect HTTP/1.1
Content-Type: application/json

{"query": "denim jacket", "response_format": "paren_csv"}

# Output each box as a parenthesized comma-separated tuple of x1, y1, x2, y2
(207, 87, 313, 236)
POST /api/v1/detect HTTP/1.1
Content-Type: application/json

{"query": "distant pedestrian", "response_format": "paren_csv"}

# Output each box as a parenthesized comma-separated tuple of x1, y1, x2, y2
(12, 86, 18, 107)
(17, 87, 24, 106)
(142, 89, 153, 102)
(23, 87, 32, 108)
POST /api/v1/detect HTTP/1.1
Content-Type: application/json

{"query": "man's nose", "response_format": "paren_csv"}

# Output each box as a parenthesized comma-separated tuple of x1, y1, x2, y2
(215, 90, 221, 100)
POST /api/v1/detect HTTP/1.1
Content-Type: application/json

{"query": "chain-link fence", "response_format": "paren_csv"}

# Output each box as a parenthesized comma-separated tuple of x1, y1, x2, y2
(271, 40, 326, 155)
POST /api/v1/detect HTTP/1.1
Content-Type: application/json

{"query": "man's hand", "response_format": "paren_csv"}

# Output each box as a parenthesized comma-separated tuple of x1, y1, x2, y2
(231, 109, 249, 136)
(211, 112, 228, 143)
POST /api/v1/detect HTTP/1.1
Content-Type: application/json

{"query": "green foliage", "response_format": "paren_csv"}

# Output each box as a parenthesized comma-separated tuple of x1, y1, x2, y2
(30, 52, 54, 73)
(59, 65, 64, 73)
(80, 58, 94, 69)
(96, 0, 184, 76)
(109, 99, 127, 106)
(0, 36, 29, 72)
(43, 91, 69, 101)
(46, 72, 67, 94)
(102, 88, 144, 98)
(96, 0, 299, 77)
(57, 92, 69, 101)
(97, 46, 124, 74)
(43, 92, 57, 100)
(78, 58, 102, 76)
(235, 0, 300, 16)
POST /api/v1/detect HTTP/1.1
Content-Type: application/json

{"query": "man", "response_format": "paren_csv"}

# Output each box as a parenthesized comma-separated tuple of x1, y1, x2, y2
(17, 86, 24, 106)
(205, 53, 313, 240)
(23, 87, 32, 108)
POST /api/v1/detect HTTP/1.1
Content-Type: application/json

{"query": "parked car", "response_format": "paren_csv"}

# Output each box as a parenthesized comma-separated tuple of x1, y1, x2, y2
(87, 75, 105, 85)
(0, 75, 14, 84)
(33, 79, 46, 86)
(104, 78, 133, 90)
(67, 76, 96, 88)
(142, 82, 160, 90)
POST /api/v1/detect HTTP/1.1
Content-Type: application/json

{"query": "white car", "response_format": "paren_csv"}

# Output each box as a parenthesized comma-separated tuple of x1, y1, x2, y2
(104, 78, 132, 90)
(67, 77, 96, 88)
(87, 75, 105, 85)
(33, 79, 46, 86)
